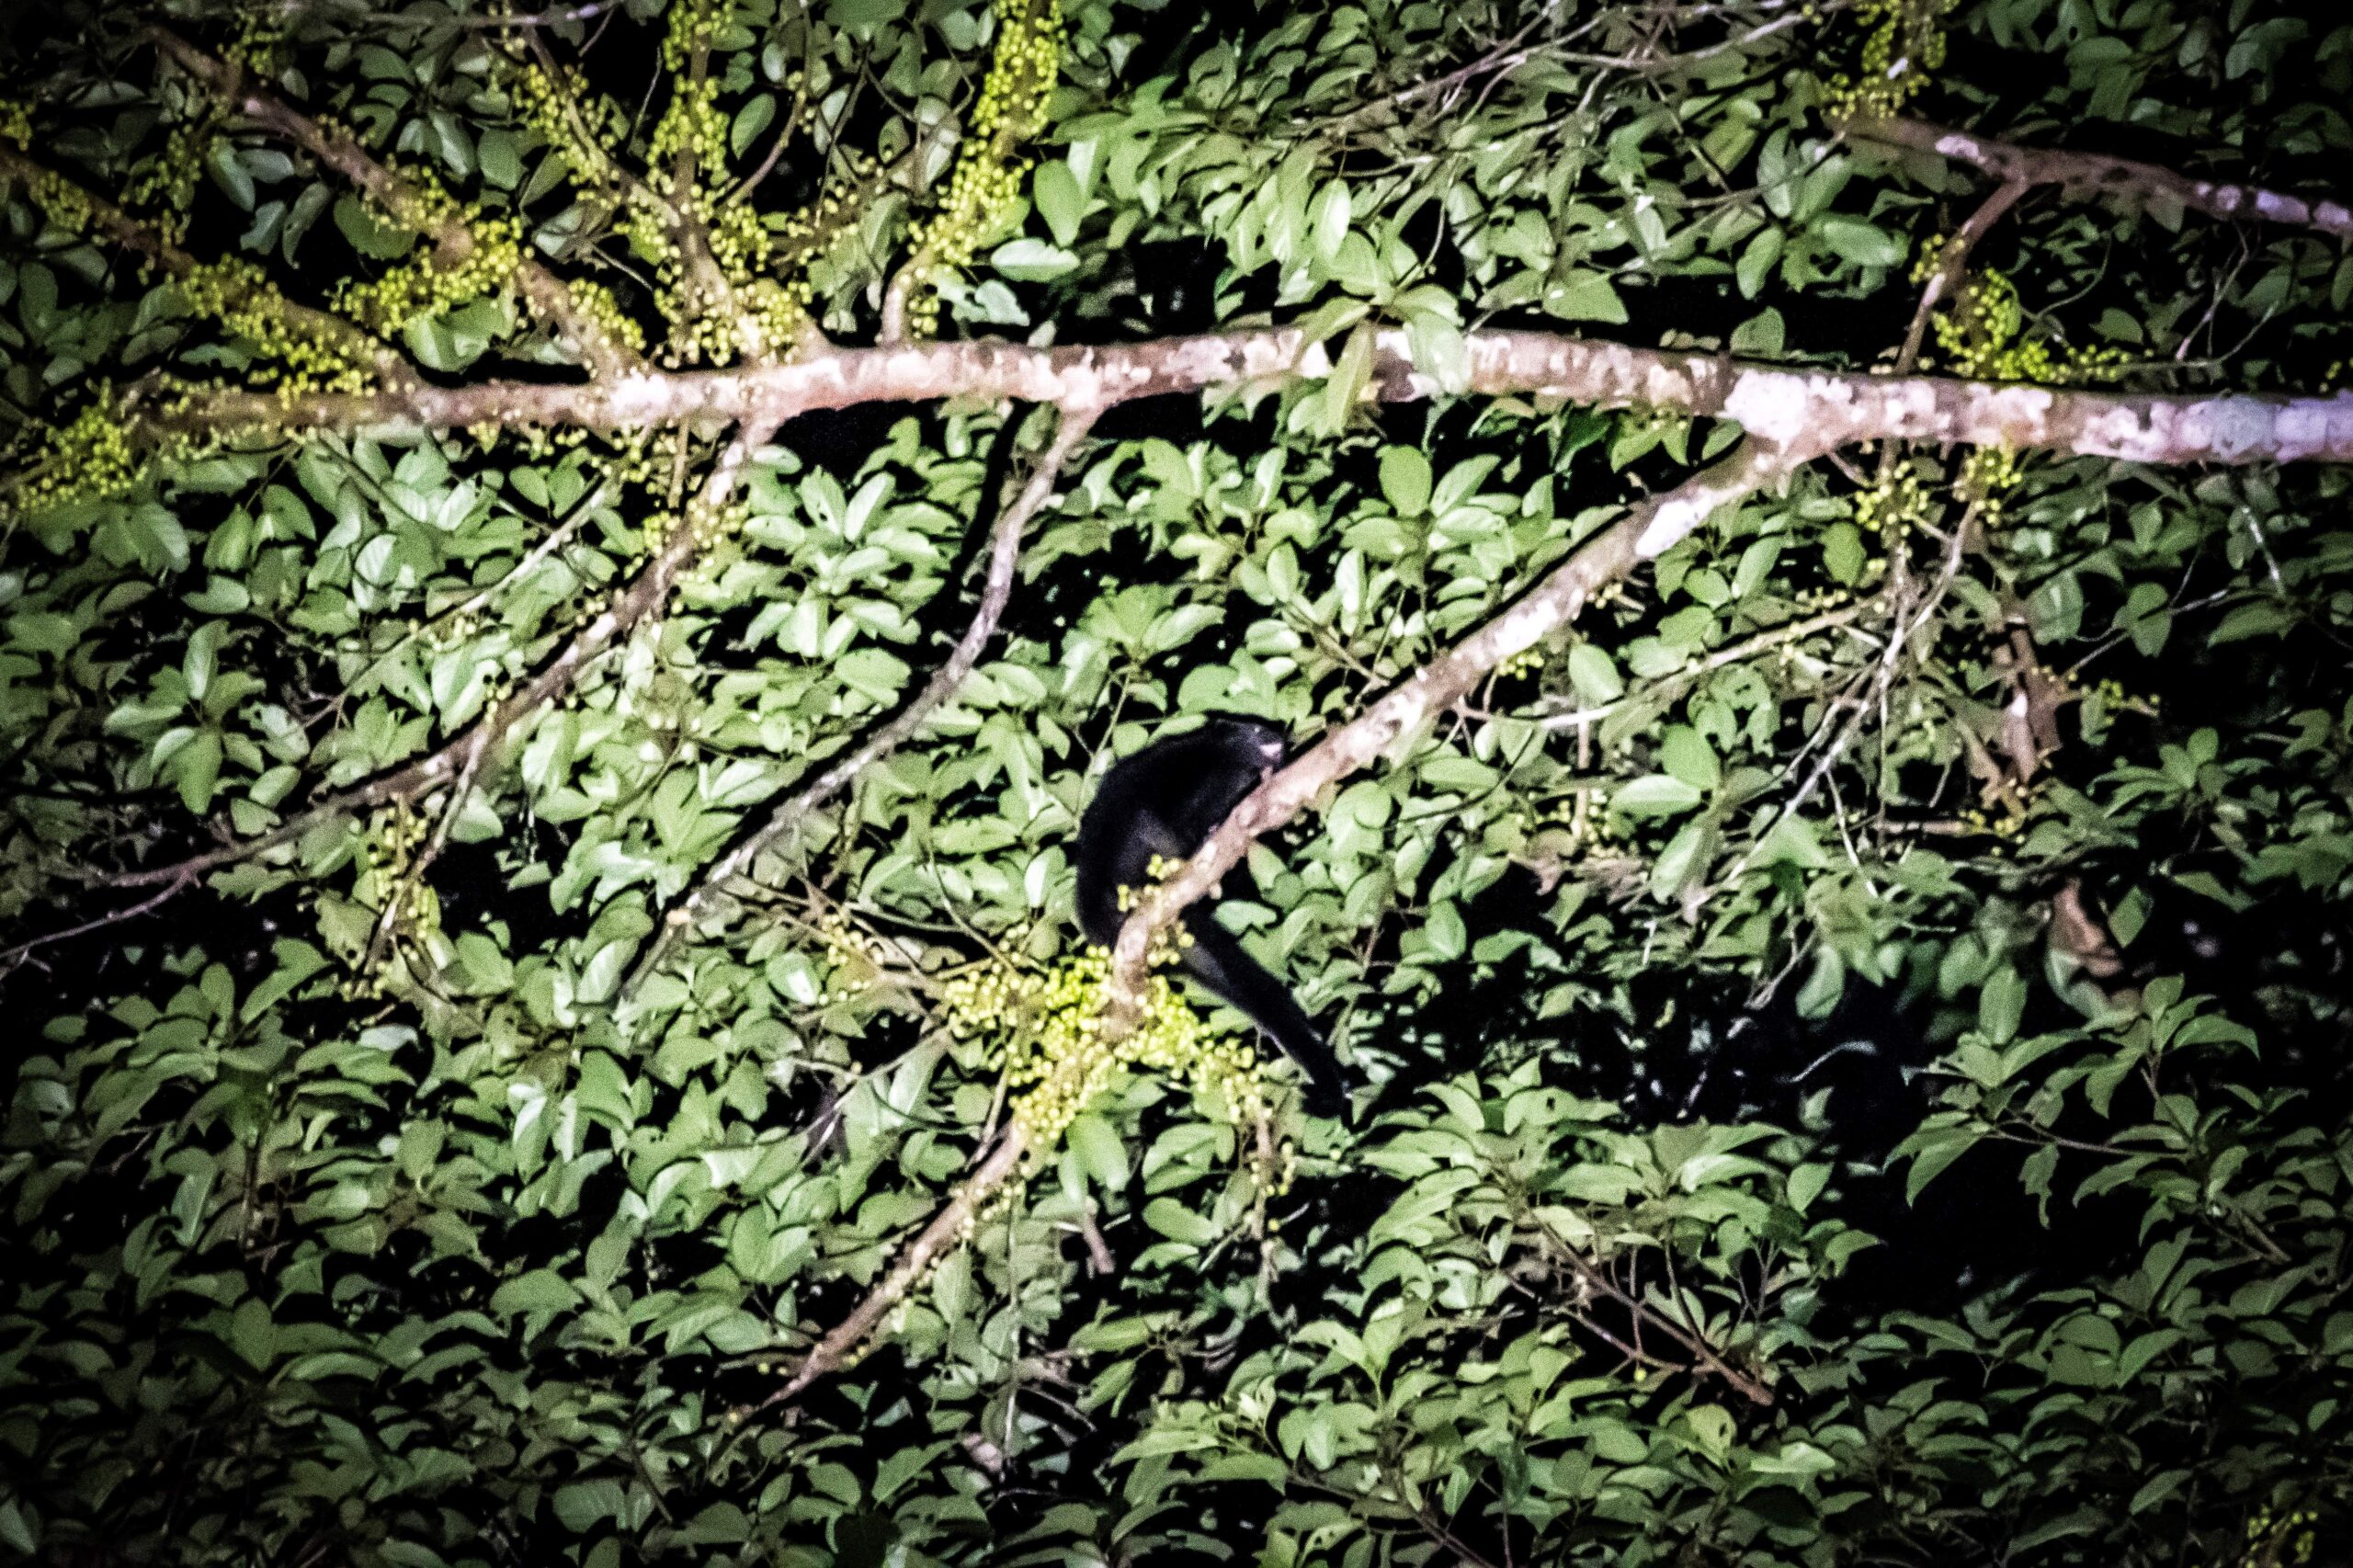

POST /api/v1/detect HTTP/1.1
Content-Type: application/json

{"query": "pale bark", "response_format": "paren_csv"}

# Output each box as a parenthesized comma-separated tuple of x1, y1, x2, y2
(151, 328, 2353, 466)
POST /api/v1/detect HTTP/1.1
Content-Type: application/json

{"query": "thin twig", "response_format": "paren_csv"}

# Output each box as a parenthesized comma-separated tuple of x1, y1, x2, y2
(456, 0, 627, 27)
(1534, 597, 1875, 730)
(755, 1126, 1031, 1410)
(0, 873, 194, 974)
(361, 727, 491, 973)
(80, 420, 779, 908)
(1894, 177, 2031, 375)
(626, 403, 1099, 999)
(1529, 1211, 1774, 1405)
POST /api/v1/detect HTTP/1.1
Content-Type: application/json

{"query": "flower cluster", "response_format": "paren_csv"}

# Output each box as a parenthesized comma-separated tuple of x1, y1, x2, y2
(900, 0, 1063, 336)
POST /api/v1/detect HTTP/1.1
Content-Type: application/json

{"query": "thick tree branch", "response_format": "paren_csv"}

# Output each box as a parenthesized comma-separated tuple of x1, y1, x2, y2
(625, 403, 1100, 1000)
(150, 28, 638, 374)
(104, 419, 780, 892)
(1847, 116, 2353, 242)
(146, 328, 2353, 465)
(0, 144, 413, 386)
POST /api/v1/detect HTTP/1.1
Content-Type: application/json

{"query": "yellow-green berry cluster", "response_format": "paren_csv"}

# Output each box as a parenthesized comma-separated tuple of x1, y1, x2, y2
(0, 99, 32, 148)
(20, 167, 95, 234)
(567, 277, 645, 353)
(337, 804, 443, 994)
(1496, 647, 1545, 679)
(500, 46, 620, 187)
(1823, 0, 1958, 120)
(1926, 269, 2130, 519)
(2235, 1506, 2318, 1567)
(3, 146, 96, 237)
(16, 392, 142, 513)
(1957, 795, 2031, 839)
(648, 3, 730, 196)
(177, 257, 372, 393)
(222, 9, 290, 76)
(1932, 268, 2130, 386)
(332, 179, 524, 335)
(900, 0, 1064, 336)
(1854, 456, 1932, 534)
(119, 119, 210, 246)
(942, 942, 1276, 1160)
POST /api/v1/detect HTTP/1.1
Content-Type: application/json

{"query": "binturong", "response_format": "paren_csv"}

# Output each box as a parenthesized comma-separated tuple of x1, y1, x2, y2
(1074, 714, 1349, 1118)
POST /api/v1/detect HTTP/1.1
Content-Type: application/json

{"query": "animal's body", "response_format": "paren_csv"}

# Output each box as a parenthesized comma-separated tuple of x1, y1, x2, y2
(1074, 716, 1348, 1116)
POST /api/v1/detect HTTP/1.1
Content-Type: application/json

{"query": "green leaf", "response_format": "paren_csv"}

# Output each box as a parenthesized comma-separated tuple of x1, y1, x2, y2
(2208, 601, 2295, 645)
(334, 193, 415, 260)
(992, 238, 1079, 281)
(1544, 269, 1628, 324)
(1978, 966, 2027, 1046)
(1034, 160, 1086, 246)
(1817, 215, 1904, 268)
(730, 94, 777, 158)
(1380, 448, 1432, 516)
(1068, 1112, 1131, 1192)
(1612, 775, 1704, 816)
(1142, 1198, 1219, 1247)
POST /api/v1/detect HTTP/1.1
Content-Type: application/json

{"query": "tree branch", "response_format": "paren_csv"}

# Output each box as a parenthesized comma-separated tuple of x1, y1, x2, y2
(149, 28, 638, 374)
(0, 144, 414, 386)
(1106, 439, 1806, 1024)
(1894, 176, 2030, 374)
(756, 1126, 1032, 1411)
(1847, 116, 2353, 242)
(101, 418, 779, 892)
(1534, 1214, 1774, 1406)
(143, 327, 2353, 466)
(769, 441, 1802, 1415)
(624, 403, 1100, 1001)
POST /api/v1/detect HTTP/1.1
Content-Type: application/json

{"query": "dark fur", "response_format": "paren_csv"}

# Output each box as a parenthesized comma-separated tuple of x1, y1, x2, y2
(1075, 716, 1349, 1116)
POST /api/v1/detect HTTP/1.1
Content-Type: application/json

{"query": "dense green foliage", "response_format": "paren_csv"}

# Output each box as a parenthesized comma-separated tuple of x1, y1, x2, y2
(2, 0, 2352, 1564)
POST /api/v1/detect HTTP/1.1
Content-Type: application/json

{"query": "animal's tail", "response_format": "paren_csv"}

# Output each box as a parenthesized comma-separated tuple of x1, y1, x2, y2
(1181, 917, 1350, 1118)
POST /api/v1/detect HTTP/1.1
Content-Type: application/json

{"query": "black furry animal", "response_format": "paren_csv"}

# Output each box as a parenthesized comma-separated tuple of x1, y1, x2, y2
(1075, 716, 1349, 1116)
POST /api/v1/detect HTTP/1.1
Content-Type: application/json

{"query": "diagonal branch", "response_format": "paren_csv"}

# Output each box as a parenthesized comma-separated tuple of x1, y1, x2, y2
(1107, 438, 1808, 1017)
(99, 418, 780, 894)
(1847, 115, 2353, 242)
(767, 441, 1805, 1415)
(756, 1127, 1032, 1411)
(0, 144, 414, 386)
(625, 402, 1100, 1001)
(1530, 1212, 1773, 1405)
(1894, 176, 2030, 375)
(149, 27, 639, 375)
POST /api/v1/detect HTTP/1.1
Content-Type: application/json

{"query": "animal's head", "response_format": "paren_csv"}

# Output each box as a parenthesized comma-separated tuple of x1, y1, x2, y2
(1199, 713, 1291, 770)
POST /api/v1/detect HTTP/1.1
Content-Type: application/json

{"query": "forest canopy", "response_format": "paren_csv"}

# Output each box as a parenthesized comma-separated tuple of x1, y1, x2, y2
(1, 0, 2351, 1564)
